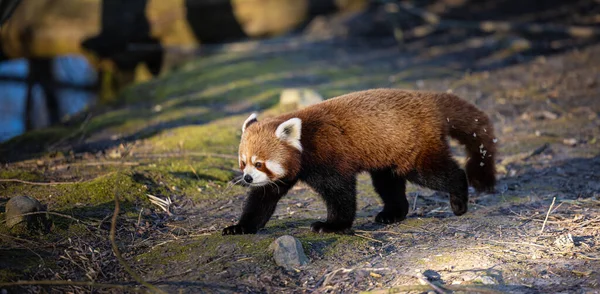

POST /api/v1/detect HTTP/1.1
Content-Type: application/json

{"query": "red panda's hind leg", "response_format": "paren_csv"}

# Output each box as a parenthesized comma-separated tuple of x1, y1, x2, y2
(370, 168, 409, 224)
(407, 156, 469, 216)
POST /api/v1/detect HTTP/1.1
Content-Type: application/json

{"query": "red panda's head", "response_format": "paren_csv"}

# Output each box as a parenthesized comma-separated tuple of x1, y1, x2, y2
(237, 113, 302, 186)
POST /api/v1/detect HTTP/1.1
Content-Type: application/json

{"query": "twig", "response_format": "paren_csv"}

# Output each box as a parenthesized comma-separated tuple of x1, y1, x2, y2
(354, 229, 413, 236)
(0, 179, 80, 186)
(0, 172, 115, 186)
(524, 143, 550, 160)
(398, 223, 431, 233)
(111, 193, 168, 294)
(577, 253, 600, 260)
(0, 233, 42, 245)
(416, 273, 449, 294)
(412, 193, 419, 212)
(540, 197, 557, 234)
(133, 152, 237, 160)
(362, 284, 504, 294)
(188, 164, 201, 180)
(322, 267, 390, 287)
(354, 233, 383, 244)
(1, 211, 93, 226)
(0, 280, 146, 292)
(483, 239, 546, 248)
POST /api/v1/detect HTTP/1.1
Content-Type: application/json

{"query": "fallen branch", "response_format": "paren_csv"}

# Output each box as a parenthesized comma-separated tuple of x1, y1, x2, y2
(1, 211, 94, 226)
(0, 280, 146, 292)
(0, 179, 80, 186)
(362, 284, 504, 294)
(524, 143, 550, 161)
(323, 267, 390, 287)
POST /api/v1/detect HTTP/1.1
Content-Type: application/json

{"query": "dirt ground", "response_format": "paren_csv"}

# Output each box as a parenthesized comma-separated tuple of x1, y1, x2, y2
(1, 6, 600, 293)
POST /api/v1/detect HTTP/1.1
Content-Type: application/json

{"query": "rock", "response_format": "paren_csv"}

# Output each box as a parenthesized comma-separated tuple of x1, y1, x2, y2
(5, 195, 49, 232)
(279, 88, 323, 109)
(474, 275, 497, 285)
(562, 138, 578, 147)
(268, 235, 309, 270)
(554, 233, 575, 250)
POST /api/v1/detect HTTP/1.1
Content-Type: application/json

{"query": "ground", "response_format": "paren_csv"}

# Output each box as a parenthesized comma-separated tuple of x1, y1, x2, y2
(1, 31, 599, 293)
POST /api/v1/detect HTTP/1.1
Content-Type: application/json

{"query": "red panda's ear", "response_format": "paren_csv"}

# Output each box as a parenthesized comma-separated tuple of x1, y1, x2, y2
(242, 113, 258, 133)
(276, 118, 302, 152)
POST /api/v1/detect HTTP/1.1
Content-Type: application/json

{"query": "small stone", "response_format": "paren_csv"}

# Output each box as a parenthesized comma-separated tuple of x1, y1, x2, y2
(5, 196, 50, 232)
(554, 233, 575, 249)
(107, 149, 122, 159)
(268, 235, 309, 270)
(562, 138, 578, 147)
(279, 88, 323, 109)
(475, 275, 497, 285)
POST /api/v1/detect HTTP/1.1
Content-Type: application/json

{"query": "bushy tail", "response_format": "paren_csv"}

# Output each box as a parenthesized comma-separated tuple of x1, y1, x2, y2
(438, 94, 497, 193)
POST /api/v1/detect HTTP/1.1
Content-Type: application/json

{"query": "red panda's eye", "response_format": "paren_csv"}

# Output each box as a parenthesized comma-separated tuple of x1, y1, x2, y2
(255, 162, 262, 169)
(240, 162, 246, 169)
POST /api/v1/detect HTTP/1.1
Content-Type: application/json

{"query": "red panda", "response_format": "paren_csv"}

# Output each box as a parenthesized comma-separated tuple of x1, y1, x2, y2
(222, 88, 497, 235)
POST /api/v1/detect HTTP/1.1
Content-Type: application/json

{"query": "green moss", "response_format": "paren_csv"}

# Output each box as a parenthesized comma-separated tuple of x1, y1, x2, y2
(137, 234, 274, 269)
(0, 170, 44, 182)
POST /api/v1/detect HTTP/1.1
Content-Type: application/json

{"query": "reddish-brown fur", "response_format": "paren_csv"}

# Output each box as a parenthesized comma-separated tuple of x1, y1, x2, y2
(224, 88, 497, 235)
(245, 88, 496, 190)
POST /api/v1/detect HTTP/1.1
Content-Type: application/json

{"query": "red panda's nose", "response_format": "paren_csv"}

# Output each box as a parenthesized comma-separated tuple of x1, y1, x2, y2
(243, 174, 253, 183)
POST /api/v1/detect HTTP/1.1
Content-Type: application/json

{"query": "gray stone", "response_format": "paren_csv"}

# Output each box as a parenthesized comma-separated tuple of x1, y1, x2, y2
(279, 88, 323, 109)
(475, 275, 497, 285)
(268, 235, 309, 270)
(5, 195, 48, 231)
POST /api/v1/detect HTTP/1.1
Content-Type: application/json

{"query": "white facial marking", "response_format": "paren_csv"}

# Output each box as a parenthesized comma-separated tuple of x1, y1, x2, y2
(243, 166, 269, 186)
(251, 155, 257, 163)
(241, 154, 247, 162)
(242, 113, 258, 133)
(266, 160, 286, 177)
(275, 118, 303, 152)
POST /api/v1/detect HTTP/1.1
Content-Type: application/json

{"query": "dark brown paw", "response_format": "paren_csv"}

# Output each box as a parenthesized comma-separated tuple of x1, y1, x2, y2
(450, 199, 468, 216)
(222, 224, 256, 235)
(310, 221, 352, 234)
(375, 210, 407, 224)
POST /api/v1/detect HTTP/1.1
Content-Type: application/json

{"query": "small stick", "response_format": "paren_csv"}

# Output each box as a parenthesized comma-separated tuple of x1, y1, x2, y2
(0, 280, 145, 292)
(354, 229, 413, 236)
(416, 273, 449, 294)
(1, 211, 93, 226)
(354, 233, 383, 244)
(0, 179, 80, 186)
(412, 193, 419, 212)
(540, 197, 557, 234)
(524, 143, 550, 160)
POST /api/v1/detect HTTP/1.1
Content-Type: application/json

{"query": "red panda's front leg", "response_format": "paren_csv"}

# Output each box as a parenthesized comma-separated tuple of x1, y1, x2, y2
(304, 172, 357, 234)
(222, 181, 295, 235)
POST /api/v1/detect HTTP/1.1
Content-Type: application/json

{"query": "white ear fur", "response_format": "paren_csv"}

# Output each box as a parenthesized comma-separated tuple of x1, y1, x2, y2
(275, 118, 302, 152)
(242, 113, 258, 133)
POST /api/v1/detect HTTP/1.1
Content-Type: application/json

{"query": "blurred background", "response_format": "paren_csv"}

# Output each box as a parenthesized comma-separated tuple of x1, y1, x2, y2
(0, 0, 599, 142)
